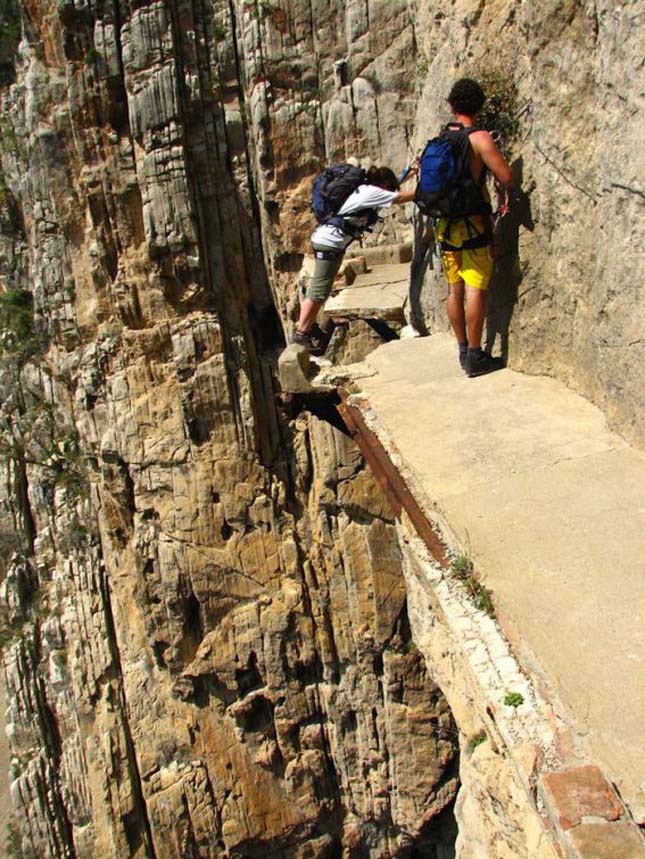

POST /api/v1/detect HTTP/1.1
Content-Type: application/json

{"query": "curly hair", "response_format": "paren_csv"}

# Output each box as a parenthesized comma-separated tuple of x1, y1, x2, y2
(447, 78, 486, 116)
(366, 166, 399, 191)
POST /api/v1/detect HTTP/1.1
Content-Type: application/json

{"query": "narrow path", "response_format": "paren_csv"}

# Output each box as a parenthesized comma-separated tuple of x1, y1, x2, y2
(346, 333, 645, 822)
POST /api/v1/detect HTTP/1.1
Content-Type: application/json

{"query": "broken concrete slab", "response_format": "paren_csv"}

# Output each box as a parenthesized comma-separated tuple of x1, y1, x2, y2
(326, 262, 409, 322)
(566, 822, 645, 859)
(540, 765, 623, 831)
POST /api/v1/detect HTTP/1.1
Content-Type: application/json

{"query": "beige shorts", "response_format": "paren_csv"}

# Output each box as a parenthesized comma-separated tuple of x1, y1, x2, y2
(306, 244, 344, 303)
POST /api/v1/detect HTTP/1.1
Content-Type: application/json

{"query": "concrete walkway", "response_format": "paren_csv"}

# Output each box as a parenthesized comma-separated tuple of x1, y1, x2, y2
(347, 333, 645, 820)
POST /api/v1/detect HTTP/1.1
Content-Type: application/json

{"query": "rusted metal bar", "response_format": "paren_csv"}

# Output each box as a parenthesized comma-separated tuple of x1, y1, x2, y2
(337, 403, 402, 517)
(338, 390, 448, 568)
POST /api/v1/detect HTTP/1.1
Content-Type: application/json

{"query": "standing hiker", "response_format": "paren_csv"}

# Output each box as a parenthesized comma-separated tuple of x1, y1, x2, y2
(417, 78, 516, 377)
(292, 164, 417, 353)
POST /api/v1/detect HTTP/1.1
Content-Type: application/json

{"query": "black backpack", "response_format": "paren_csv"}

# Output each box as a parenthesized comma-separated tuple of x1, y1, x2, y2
(415, 124, 492, 220)
(311, 164, 380, 238)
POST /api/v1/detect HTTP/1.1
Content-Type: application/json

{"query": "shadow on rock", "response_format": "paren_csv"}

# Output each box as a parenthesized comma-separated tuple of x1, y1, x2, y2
(486, 157, 535, 363)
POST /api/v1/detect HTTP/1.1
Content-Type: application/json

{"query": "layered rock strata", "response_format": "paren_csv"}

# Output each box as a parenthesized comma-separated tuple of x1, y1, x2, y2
(1, 0, 642, 857)
(1, 1, 455, 856)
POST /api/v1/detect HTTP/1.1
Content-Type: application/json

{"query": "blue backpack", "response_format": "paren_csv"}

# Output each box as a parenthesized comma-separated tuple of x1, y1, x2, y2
(415, 124, 491, 220)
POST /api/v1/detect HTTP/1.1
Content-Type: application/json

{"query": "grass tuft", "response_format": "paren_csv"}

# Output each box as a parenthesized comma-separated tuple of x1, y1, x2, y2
(469, 729, 487, 751)
(450, 554, 496, 618)
(504, 691, 524, 708)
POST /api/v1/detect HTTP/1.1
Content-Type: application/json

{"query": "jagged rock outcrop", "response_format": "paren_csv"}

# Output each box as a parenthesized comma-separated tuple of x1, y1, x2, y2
(1, 0, 642, 856)
(1, 2, 457, 856)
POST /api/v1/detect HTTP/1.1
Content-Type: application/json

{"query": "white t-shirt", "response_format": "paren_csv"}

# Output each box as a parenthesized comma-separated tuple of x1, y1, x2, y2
(311, 184, 398, 251)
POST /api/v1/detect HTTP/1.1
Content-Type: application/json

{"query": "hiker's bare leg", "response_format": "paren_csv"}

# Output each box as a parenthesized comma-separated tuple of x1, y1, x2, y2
(465, 285, 486, 348)
(447, 280, 466, 343)
(296, 298, 322, 333)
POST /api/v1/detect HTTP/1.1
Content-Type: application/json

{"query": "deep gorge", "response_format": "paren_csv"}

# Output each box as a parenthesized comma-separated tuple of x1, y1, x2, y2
(0, 0, 642, 857)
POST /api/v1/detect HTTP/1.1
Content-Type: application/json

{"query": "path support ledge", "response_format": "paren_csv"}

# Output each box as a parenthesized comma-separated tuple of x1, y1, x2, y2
(338, 388, 645, 859)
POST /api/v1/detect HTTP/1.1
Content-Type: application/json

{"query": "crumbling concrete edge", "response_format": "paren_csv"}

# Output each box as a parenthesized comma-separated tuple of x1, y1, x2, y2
(348, 393, 645, 859)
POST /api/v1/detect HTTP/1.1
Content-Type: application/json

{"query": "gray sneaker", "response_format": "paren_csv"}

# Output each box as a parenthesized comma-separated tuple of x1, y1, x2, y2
(291, 324, 332, 356)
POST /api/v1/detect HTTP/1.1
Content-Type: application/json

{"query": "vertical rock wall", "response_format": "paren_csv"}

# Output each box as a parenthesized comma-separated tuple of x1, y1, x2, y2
(0, 1, 457, 857)
(413, 0, 644, 448)
(1, 0, 642, 856)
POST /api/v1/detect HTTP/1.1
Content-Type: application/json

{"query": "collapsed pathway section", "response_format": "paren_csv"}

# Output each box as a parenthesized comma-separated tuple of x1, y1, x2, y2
(278, 252, 645, 857)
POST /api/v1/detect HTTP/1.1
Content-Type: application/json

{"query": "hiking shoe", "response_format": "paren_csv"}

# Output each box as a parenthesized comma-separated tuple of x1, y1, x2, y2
(459, 345, 468, 371)
(292, 329, 313, 348)
(310, 322, 334, 354)
(291, 328, 327, 356)
(292, 323, 334, 356)
(465, 350, 504, 378)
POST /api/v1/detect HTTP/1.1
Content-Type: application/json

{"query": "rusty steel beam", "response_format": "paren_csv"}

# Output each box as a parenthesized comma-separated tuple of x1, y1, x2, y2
(338, 403, 402, 517)
(338, 390, 448, 568)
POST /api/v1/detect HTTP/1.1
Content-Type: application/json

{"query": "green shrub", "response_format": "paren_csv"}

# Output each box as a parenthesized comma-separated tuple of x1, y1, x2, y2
(476, 68, 520, 145)
(503, 691, 524, 708)
(469, 729, 487, 751)
(450, 554, 496, 618)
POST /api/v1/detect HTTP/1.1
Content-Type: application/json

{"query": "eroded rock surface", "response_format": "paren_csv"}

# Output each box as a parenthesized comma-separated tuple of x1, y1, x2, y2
(0, 0, 642, 857)
(0, 2, 455, 856)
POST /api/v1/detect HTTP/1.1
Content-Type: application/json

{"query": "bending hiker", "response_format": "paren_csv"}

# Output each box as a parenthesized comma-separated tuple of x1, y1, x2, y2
(416, 78, 516, 377)
(293, 164, 417, 353)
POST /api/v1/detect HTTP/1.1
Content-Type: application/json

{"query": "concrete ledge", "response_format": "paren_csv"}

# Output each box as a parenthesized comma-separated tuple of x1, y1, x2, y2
(338, 333, 645, 857)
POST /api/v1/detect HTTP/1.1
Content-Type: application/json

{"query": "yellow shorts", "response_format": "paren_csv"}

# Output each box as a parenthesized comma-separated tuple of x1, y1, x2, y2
(438, 216, 493, 291)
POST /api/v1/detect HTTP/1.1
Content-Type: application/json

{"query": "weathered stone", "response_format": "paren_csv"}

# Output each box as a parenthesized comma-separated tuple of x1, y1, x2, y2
(278, 343, 323, 393)
(566, 822, 645, 859)
(540, 766, 623, 831)
(0, 0, 642, 856)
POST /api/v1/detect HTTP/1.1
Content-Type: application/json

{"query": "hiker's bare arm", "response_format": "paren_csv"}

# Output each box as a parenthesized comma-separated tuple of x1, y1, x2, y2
(400, 162, 419, 185)
(394, 189, 416, 204)
(393, 160, 419, 200)
(471, 131, 514, 187)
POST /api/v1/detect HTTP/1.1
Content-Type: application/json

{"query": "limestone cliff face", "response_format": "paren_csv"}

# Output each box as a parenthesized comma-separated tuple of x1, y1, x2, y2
(0, 0, 641, 857)
(0, 2, 454, 857)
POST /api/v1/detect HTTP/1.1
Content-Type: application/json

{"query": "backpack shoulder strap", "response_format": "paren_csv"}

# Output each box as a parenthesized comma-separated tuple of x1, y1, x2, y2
(442, 123, 479, 135)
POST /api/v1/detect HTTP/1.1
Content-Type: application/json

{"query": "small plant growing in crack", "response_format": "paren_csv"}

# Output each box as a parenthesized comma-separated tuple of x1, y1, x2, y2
(450, 554, 496, 618)
(504, 691, 524, 708)
(469, 729, 487, 751)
